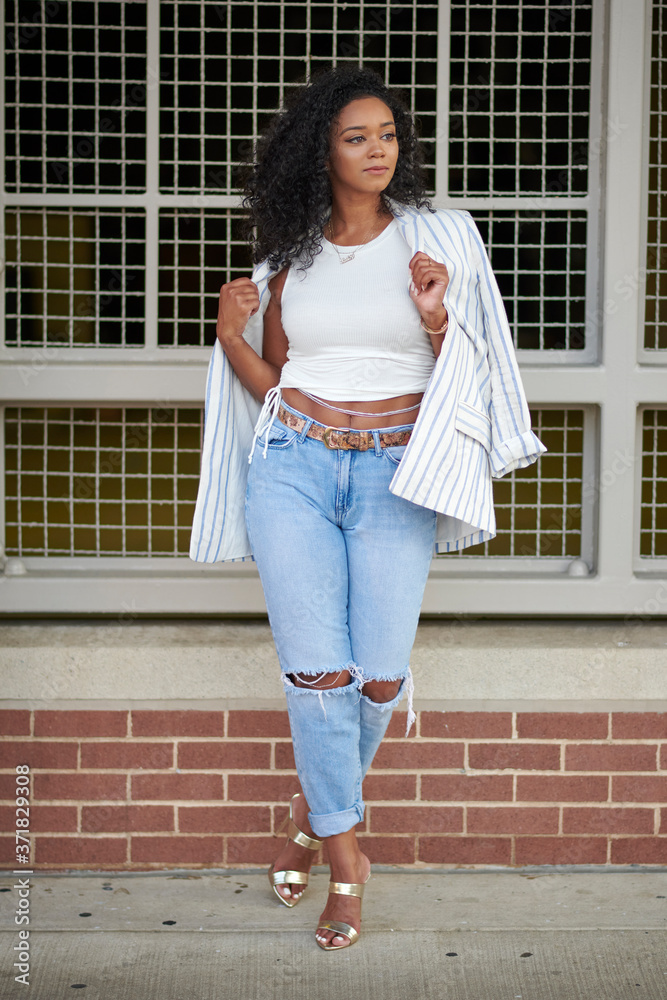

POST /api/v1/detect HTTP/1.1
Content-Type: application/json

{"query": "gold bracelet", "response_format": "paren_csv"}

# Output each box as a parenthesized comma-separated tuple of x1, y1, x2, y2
(420, 312, 449, 335)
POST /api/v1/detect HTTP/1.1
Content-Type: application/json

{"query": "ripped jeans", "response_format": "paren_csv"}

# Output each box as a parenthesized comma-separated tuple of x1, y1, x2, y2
(245, 399, 437, 838)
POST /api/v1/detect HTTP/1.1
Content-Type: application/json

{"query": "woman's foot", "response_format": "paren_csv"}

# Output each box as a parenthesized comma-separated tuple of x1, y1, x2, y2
(271, 794, 319, 904)
(316, 849, 371, 948)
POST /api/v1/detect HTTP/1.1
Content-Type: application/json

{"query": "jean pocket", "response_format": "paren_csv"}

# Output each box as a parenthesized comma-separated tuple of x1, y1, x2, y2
(263, 420, 299, 450)
(383, 444, 408, 467)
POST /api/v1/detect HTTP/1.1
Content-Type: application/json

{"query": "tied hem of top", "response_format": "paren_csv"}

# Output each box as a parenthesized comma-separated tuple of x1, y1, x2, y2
(248, 385, 283, 463)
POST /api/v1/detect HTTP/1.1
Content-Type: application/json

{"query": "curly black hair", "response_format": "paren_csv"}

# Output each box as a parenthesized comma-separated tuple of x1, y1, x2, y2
(241, 65, 433, 273)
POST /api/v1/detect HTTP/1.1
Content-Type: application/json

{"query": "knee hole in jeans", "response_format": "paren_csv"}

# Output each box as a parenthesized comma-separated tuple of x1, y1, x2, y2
(361, 679, 402, 703)
(290, 669, 352, 690)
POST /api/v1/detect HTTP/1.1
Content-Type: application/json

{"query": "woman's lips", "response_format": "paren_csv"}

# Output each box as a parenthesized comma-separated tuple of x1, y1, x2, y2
(364, 166, 388, 173)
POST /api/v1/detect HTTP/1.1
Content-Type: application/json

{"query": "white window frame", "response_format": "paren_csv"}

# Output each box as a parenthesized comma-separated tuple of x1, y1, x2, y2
(1, 0, 664, 617)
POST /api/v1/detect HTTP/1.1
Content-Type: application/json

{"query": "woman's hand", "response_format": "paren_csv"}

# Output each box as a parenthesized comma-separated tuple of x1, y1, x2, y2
(216, 278, 260, 346)
(408, 252, 450, 329)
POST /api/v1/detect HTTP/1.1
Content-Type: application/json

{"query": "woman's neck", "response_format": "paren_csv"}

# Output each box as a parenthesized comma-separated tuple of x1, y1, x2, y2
(327, 200, 393, 243)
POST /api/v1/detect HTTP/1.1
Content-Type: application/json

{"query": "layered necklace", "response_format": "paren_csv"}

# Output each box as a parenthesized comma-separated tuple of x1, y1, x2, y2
(326, 216, 385, 264)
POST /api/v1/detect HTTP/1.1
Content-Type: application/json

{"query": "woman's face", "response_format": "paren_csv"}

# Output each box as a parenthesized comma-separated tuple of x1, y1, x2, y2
(326, 96, 399, 196)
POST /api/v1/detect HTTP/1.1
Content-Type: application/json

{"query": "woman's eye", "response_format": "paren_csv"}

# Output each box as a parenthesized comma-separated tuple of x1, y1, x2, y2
(382, 132, 396, 141)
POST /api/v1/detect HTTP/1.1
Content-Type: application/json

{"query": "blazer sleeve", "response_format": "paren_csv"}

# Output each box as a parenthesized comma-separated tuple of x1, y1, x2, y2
(463, 212, 547, 478)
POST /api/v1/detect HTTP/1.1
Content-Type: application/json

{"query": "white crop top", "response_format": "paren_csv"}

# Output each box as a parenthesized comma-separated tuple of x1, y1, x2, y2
(278, 217, 436, 401)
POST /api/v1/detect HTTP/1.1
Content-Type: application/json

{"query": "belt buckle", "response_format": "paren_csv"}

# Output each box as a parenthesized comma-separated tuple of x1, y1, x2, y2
(322, 427, 338, 449)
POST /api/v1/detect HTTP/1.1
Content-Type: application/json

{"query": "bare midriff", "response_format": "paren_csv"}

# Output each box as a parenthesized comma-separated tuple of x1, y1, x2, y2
(281, 388, 424, 430)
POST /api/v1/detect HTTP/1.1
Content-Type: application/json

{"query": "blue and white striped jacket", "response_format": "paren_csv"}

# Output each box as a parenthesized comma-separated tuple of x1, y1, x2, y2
(190, 201, 546, 563)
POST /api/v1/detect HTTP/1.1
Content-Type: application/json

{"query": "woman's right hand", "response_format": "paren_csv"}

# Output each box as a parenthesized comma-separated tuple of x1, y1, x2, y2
(216, 278, 260, 346)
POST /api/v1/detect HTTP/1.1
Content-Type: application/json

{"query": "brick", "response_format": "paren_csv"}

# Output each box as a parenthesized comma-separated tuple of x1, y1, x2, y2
(515, 837, 608, 865)
(356, 836, 416, 864)
(226, 836, 283, 864)
(563, 807, 654, 834)
(0, 742, 78, 769)
(274, 742, 295, 770)
(178, 742, 270, 770)
(131, 711, 224, 737)
(468, 807, 558, 835)
(228, 711, 290, 738)
(660, 811, 667, 834)
(421, 712, 512, 739)
(0, 804, 77, 833)
(0, 711, 31, 736)
(611, 837, 667, 864)
(36, 837, 127, 865)
(362, 775, 417, 801)
(370, 806, 462, 834)
(385, 713, 416, 738)
(613, 776, 667, 802)
(179, 806, 271, 833)
(131, 835, 222, 864)
(81, 742, 173, 770)
(34, 711, 127, 738)
(228, 775, 300, 802)
(422, 774, 512, 802)
(517, 775, 609, 802)
(419, 836, 512, 865)
(35, 773, 126, 801)
(372, 742, 464, 770)
(0, 774, 20, 798)
(82, 805, 174, 833)
(565, 744, 657, 772)
(131, 774, 222, 801)
(469, 743, 560, 771)
(661, 745, 667, 770)
(517, 713, 608, 740)
(612, 713, 667, 739)
(0, 837, 19, 864)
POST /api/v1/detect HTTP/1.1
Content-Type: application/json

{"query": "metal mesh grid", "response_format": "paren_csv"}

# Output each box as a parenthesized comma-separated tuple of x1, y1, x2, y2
(4, 0, 147, 194)
(159, 0, 439, 195)
(5, 207, 146, 347)
(645, 0, 667, 350)
(158, 208, 252, 347)
(639, 409, 667, 557)
(449, 1, 591, 197)
(445, 409, 583, 558)
(4, 406, 203, 557)
(471, 209, 587, 351)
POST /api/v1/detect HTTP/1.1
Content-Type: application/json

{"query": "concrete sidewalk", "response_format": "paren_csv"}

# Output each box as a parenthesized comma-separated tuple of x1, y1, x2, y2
(1, 868, 667, 999)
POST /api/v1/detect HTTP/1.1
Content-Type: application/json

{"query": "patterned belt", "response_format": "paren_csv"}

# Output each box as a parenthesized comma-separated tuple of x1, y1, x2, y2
(277, 405, 412, 451)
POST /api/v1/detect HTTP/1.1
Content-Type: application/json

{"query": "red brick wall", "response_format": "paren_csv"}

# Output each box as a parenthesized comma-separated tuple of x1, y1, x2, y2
(1, 708, 666, 869)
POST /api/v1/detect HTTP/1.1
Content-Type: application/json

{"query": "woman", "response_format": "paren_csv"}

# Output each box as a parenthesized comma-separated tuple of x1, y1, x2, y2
(190, 66, 545, 951)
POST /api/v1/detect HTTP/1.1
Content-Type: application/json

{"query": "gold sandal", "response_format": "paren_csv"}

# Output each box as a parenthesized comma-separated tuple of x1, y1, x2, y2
(268, 793, 323, 908)
(315, 869, 371, 950)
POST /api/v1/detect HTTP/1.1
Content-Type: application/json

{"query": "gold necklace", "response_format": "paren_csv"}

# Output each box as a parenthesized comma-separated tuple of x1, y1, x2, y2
(326, 217, 382, 264)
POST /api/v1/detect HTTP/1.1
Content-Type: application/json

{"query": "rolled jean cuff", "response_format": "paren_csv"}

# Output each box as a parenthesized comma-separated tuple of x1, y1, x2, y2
(308, 803, 364, 839)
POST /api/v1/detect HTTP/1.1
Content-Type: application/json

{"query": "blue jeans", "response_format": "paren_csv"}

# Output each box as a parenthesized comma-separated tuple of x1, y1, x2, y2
(245, 400, 436, 837)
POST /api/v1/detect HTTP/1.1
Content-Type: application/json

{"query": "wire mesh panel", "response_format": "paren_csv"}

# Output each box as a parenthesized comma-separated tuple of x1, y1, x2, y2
(158, 208, 251, 347)
(449, 1, 592, 197)
(4, 406, 203, 557)
(639, 409, 667, 557)
(443, 409, 583, 558)
(645, 0, 667, 350)
(159, 0, 439, 195)
(4, 0, 147, 194)
(471, 209, 587, 351)
(5, 207, 146, 347)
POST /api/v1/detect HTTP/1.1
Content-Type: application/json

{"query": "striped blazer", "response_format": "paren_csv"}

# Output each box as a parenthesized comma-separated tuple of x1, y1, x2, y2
(189, 201, 546, 563)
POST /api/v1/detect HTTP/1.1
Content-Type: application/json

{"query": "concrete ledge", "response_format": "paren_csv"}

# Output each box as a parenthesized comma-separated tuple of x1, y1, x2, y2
(1, 619, 667, 710)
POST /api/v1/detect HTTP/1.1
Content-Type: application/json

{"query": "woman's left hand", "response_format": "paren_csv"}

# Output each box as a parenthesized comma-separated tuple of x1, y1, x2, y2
(408, 252, 450, 327)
